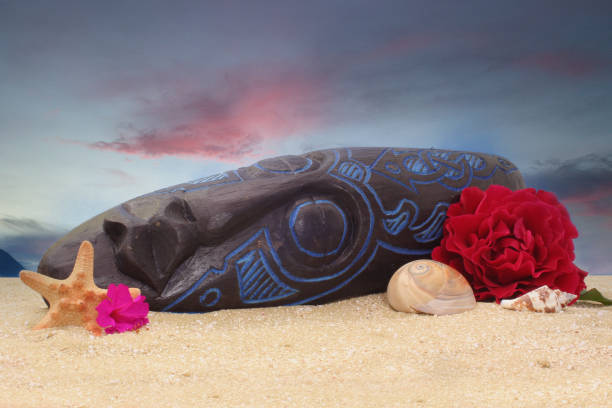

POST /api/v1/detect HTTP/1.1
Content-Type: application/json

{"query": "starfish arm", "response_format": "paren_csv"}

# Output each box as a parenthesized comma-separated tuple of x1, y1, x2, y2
(69, 240, 95, 285)
(32, 304, 62, 330)
(128, 288, 142, 299)
(20, 270, 61, 301)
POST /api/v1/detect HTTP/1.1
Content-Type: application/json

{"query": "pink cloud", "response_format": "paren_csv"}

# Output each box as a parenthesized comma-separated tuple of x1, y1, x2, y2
(91, 129, 261, 162)
(517, 51, 608, 77)
(562, 186, 612, 224)
(85, 71, 326, 162)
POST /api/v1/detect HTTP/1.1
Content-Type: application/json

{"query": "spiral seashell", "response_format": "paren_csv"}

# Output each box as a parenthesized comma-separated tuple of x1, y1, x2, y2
(500, 285, 577, 313)
(386, 260, 476, 315)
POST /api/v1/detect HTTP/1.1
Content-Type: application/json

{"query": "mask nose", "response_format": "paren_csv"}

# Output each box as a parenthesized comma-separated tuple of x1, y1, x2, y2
(103, 197, 199, 294)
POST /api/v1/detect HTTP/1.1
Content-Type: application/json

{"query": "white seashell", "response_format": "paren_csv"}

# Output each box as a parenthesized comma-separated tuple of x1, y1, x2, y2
(387, 260, 476, 315)
(500, 285, 577, 313)
(555, 289, 578, 307)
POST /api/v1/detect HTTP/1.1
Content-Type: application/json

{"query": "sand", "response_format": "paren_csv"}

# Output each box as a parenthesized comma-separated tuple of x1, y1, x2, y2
(0, 276, 610, 408)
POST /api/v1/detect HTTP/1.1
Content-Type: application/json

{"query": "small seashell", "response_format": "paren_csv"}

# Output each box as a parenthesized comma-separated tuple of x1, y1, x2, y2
(386, 260, 476, 315)
(555, 289, 578, 307)
(500, 285, 577, 313)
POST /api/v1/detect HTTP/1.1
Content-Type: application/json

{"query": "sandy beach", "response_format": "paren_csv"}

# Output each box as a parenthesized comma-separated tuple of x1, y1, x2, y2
(0, 275, 610, 408)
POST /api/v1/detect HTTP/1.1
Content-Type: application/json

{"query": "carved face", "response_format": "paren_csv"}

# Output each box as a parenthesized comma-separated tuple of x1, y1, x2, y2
(38, 148, 524, 311)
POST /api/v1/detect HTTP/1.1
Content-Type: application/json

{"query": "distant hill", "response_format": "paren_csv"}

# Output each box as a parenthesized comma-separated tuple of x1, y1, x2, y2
(0, 249, 24, 277)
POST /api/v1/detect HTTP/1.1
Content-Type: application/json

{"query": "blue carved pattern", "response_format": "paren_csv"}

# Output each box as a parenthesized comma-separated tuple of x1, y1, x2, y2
(381, 199, 418, 235)
(383, 212, 411, 235)
(338, 161, 365, 181)
(187, 173, 228, 184)
(162, 228, 299, 311)
(411, 202, 449, 243)
(368, 148, 516, 194)
(147, 170, 245, 196)
(255, 157, 313, 174)
(236, 250, 298, 304)
(199, 288, 221, 307)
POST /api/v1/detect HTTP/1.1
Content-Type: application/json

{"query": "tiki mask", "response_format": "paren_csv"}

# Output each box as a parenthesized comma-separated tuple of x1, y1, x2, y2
(38, 147, 524, 311)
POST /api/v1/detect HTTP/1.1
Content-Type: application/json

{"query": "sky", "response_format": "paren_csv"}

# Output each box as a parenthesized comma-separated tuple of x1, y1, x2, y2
(0, 0, 611, 274)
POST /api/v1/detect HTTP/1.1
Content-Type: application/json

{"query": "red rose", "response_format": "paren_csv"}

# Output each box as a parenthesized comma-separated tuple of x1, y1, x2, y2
(432, 185, 587, 302)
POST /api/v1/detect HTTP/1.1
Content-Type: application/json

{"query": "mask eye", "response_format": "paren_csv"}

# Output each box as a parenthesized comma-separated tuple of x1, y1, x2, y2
(289, 199, 348, 258)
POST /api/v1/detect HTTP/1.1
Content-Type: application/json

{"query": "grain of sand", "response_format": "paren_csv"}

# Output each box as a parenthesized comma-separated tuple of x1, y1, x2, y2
(0, 276, 610, 408)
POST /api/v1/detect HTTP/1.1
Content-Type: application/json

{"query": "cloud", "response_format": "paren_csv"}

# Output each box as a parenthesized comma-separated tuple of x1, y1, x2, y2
(516, 50, 610, 77)
(79, 69, 328, 162)
(83, 168, 139, 189)
(89, 127, 263, 163)
(562, 187, 612, 221)
(524, 153, 612, 197)
(104, 168, 137, 184)
(0, 215, 67, 270)
(523, 152, 612, 226)
(0, 215, 60, 236)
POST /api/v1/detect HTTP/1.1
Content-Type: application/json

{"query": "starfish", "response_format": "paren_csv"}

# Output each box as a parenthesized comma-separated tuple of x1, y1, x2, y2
(20, 240, 141, 335)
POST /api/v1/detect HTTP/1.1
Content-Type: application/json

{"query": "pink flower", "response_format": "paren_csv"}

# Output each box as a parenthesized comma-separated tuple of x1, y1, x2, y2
(96, 284, 149, 334)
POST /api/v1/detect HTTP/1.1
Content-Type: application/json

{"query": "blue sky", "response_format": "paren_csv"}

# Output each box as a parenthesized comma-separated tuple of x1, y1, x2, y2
(1, 0, 611, 274)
